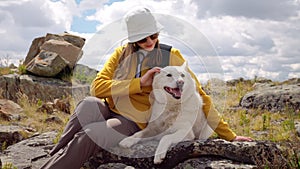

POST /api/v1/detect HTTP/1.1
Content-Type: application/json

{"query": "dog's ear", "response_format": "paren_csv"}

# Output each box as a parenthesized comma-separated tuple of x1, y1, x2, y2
(157, 68, 167, 75)
(181, 61, 189, 71)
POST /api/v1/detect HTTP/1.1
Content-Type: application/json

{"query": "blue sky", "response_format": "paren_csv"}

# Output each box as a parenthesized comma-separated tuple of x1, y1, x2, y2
(71, 9, 98, 33)
(0, 0, 299, 83)
(70, 0, 126, 33)
(70, 0, 124, 32)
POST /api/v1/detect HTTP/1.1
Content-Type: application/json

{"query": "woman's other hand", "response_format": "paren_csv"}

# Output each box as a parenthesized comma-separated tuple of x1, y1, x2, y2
(232, 136, 253, 142)
(140, 67, 161, 87)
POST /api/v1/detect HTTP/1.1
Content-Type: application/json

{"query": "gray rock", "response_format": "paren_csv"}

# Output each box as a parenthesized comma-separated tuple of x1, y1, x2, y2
(0, 99, 23, 121)
(73, 64, 98, 84)
(97, 163, 134, 169)
(226, 77, 251, 86)
(26, 50, 68, 77)
(0, 125, 26, 150)
(40, 39, 82, 69)
(0, 99, 23, 114)
(281, 78, 300, 85)
(253, 77, 272, 83)
(24, 32, 85, 77)
(86, 139, 287, 169)
(0, 131, 57, 169)
(0, 74, 19, 102)
(23, 37, 45, 66)
(174, 157, 256, 169)
(0, 131, 288, 169)
(240, 83, 300, 112)
(45, 116, 63, 124)
(44, 32, 85, 49)
(95, 158, 257, 169)
(0, 74, 90, 103)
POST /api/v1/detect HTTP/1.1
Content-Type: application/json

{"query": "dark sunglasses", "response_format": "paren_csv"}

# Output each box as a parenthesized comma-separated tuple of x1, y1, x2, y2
(137, 33, 159, 43)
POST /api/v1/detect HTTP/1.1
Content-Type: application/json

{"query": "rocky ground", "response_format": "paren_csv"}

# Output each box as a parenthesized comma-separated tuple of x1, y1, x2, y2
(0, 131, 289, 169)
(0, 75, 299, 168)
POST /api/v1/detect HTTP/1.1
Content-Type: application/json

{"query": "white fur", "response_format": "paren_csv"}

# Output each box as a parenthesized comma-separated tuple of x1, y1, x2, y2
(119, 62, 213, 164)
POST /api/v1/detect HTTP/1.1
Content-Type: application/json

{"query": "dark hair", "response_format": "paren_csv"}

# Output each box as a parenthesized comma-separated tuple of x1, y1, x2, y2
(114, 41, 164, 80)
(118, 41, 163, 68)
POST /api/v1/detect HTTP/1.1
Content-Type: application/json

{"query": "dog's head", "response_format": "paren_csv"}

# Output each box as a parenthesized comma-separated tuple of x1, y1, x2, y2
(152, 62, 193, 102)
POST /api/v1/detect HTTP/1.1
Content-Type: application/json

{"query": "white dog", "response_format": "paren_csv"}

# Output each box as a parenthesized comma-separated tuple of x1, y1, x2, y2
(119, 62, 213, 164)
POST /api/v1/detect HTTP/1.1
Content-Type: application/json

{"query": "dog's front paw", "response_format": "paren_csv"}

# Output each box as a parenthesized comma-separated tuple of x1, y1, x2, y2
(119, 137, 139, 148)
(154, 152, 167, 164)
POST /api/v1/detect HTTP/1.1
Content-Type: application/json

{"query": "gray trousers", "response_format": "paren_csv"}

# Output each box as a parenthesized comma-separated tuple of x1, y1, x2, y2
(40, 96, 140, 169)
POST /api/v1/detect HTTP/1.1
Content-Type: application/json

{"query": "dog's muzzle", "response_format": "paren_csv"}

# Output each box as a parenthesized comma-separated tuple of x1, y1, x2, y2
(176, 80, 184, 91)
(164, 80, 184, 99)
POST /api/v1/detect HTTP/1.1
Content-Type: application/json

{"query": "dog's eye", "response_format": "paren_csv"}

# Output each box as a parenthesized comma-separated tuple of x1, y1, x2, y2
(166, 74, 172, 77)
(181, 74, 185, 77)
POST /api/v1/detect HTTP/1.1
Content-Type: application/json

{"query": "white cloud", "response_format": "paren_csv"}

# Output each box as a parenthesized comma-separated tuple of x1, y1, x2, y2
(290, 64, 300, 71)
(84, 0, 199, 27)
(192, 0, 300, 21)
(45, 0, 76, 27)
(288, 72, 300, 79)
(194, 16, 280, 56)
(0, 0, 299, 83)
(78, 0, 109, 11)
(58, 0, 300, 84)
(0, 0, 76, 63)
(0, 0, 30, 7)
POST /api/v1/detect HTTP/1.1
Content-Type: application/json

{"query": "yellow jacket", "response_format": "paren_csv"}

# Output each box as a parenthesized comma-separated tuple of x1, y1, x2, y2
(90, 45, 236, 141)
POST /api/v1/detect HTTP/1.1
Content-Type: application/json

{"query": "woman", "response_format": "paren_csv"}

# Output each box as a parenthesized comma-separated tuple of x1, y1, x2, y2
(41, 7, 252, 169)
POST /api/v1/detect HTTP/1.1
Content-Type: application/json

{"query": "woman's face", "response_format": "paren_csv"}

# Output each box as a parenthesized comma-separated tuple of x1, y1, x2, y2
(136, 33, 159, 51)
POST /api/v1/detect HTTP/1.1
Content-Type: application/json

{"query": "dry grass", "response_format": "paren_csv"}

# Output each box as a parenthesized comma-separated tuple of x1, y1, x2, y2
(0, 67, 12, 75)
(205, 80, 300, 167)
(206, 80, 299, 141)
(3, 92, 73, 136)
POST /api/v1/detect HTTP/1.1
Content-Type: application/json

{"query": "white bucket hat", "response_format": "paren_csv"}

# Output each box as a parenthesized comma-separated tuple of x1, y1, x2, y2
(125, 7, 163, 43)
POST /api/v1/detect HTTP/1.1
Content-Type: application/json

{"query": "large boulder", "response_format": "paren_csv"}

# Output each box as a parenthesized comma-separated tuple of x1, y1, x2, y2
(24, 33, 85, 77)
(0, 131, 57, 169)
(84, 139, 287, 169)
(0, 133, 288, 169)
(240, 83, 300, 112)
(0, 74, 90, 103)
(26, 50, 68, 77)
(39, 39, 82, 69)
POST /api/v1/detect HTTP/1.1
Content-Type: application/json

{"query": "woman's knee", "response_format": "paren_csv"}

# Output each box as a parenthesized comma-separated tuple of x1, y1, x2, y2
(75, 96, 110, 122)
(78, 96, 104, 109)
(83, 122, 127, 149)
(106, 117, 140, 136)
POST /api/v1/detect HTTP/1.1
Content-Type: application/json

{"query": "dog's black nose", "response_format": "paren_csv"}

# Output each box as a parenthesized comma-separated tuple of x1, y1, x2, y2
(176, 80, 184, 91)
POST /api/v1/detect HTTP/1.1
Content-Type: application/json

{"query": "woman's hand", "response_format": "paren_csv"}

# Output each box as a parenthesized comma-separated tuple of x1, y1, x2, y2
(140, 67, 161, 87)
(232, 136, 253, 142)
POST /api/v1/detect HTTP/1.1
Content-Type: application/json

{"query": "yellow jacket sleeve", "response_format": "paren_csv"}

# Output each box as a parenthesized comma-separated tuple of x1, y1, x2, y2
(170, 48, 237, 141)
(90, 46, 142, 98)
